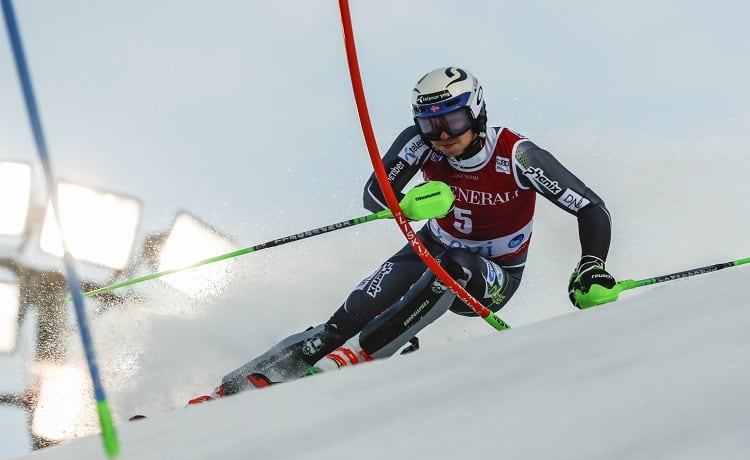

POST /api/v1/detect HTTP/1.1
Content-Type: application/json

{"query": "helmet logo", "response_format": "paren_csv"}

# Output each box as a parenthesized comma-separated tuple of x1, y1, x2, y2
(430, 105, 440, 113)
(415, 90, 452, 104)
(445, 67, 468, 87)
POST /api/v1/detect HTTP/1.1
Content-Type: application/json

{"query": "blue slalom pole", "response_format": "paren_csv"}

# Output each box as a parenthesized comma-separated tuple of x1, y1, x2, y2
(1, 1, 120, 456)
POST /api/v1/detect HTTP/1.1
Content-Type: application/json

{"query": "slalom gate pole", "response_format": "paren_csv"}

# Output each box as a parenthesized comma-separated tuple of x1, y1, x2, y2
(337, 0, 509, 331)
(1, 1, 120, 456)
(72, 180, 455, 300)
(578, 257, 750, 308)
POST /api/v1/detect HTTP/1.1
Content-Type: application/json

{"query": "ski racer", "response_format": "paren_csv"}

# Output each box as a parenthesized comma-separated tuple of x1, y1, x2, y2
(189, 66, 616, 402)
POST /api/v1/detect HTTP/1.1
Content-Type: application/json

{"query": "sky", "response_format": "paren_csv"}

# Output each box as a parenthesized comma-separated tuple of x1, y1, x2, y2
(1, 0, 750, 457)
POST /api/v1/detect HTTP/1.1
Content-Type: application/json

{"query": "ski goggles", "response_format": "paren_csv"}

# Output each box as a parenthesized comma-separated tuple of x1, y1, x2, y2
(414, 108, 474, 141)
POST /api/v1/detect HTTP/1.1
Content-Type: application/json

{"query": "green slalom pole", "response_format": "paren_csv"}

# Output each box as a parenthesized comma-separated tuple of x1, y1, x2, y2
(576, 256, 750, 308)
(72, 181, 455, 301)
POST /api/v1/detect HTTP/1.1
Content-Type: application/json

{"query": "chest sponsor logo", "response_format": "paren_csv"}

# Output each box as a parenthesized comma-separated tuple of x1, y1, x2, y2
(558, 188, 591, 212)
(450, 172, 479, 181)
(451, 186, 521, 206)
(523, 167, 562, 194)
(398, 137, 428, 165)
(495, 157, 510, 174)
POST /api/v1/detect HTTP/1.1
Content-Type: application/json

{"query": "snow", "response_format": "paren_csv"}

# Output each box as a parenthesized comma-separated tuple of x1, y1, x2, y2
(13, 263, 750, 460)
(2, 1, 750, 459)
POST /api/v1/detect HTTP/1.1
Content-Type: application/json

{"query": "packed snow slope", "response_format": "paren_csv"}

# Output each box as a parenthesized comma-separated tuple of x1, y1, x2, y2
(2, 2, 749, 458)
(17, 265, 750, 460)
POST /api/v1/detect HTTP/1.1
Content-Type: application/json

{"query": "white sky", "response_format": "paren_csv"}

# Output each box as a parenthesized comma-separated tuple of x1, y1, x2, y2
(1, 1, 750, 458)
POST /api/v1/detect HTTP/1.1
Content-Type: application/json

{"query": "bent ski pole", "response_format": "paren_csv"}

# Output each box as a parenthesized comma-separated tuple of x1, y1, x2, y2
(577, 256, 750, 308)
(71, 181, 455, 300)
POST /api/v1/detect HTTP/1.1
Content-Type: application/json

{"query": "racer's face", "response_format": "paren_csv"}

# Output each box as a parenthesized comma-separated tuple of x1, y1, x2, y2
(430, 128, 477, 158)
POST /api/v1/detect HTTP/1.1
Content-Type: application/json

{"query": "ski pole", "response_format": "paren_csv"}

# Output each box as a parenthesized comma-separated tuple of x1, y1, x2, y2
(2, 0, 120, 455)
(72, 181, 455, 300)
(577, 256, 750, 308)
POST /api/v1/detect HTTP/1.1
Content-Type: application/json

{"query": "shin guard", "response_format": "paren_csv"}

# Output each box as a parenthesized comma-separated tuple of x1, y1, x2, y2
(359, 268, 458, 359)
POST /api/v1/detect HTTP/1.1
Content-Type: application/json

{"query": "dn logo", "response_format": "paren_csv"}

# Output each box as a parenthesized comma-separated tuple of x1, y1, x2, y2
(557, 188, 591, 212)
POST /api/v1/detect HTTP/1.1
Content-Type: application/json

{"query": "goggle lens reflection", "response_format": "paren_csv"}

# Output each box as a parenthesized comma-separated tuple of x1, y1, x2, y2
(415, 109, 473, 140)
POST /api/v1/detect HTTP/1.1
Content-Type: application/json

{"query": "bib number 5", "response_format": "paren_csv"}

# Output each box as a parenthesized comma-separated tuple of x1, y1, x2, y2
(453, 207, 473, 234)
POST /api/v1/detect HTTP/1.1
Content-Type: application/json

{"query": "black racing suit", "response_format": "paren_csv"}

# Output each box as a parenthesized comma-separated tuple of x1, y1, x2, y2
(217, 125, 612, 390)
(327, 125, 611, 337)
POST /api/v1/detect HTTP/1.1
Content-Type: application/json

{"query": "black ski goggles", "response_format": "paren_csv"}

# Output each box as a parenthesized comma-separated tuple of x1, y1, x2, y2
(414, 108, 474, 141)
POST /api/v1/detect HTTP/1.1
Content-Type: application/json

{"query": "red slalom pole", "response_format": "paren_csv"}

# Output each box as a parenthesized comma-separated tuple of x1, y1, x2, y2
(336, 0, 508, 330)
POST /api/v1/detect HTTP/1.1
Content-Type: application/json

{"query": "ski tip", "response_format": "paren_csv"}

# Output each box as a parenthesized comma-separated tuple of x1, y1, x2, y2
(128, 414, 148, 422)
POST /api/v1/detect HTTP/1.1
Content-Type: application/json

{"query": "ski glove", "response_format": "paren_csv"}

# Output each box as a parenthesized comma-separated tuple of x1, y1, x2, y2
(568, 255, 616, 309)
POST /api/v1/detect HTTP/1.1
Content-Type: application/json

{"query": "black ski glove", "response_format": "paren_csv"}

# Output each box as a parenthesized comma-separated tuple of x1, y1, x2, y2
(568, 255, 616, 308)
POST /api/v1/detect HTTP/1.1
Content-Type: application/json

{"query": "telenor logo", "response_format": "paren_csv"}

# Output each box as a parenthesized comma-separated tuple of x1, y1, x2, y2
(416, 90, 452, 104)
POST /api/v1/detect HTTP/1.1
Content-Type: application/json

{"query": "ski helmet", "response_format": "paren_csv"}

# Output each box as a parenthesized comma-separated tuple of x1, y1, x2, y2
(411, 67, 487, 141)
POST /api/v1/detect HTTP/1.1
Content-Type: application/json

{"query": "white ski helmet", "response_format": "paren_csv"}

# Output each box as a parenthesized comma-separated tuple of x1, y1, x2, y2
(411, 67, 486, 140)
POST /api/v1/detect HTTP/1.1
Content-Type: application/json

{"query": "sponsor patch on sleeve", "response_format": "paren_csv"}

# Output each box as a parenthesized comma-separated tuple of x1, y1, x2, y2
(398, 137, 429, 165)
(557, 188, 591, 212)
